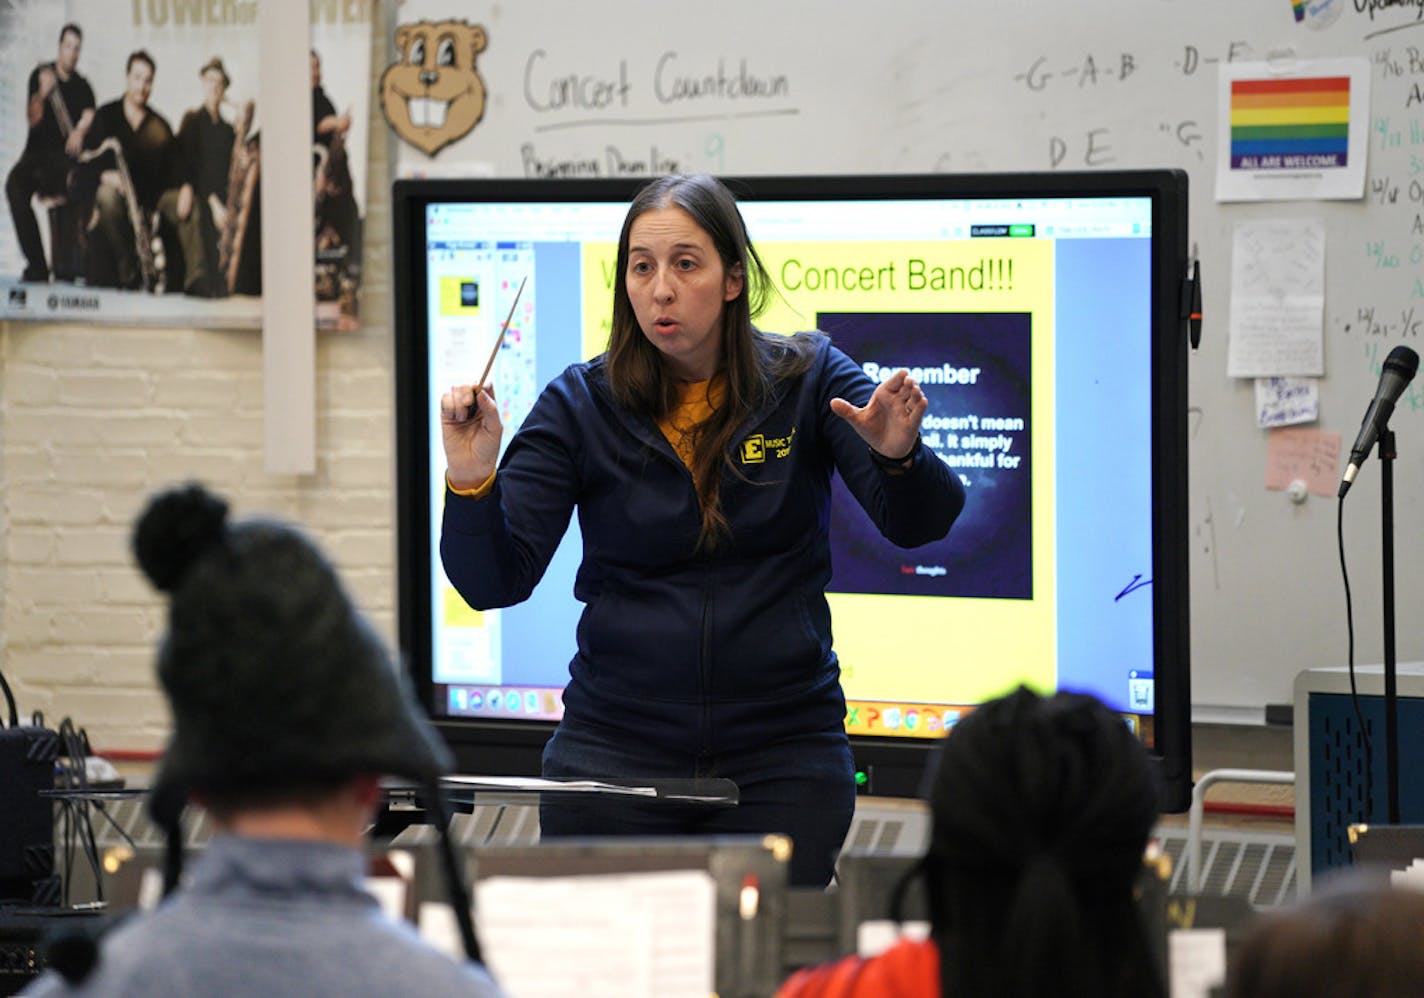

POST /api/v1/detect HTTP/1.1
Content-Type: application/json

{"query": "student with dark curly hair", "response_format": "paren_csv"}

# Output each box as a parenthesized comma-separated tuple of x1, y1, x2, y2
(777, 685, 1165, 997)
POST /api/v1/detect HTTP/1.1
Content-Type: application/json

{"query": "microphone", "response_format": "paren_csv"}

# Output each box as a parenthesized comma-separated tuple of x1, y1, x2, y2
(1339, 345, 1420, 497)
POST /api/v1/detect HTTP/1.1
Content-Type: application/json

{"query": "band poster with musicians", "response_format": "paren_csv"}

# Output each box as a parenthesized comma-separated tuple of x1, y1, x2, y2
(0, 2, 371, 330)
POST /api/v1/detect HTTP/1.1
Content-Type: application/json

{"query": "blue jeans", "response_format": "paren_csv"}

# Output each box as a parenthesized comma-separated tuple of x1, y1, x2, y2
(540, 718, 855, 887)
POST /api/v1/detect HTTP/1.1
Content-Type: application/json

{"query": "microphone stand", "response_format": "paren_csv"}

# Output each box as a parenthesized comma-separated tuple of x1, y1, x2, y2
(1379, 428, 1401, 824)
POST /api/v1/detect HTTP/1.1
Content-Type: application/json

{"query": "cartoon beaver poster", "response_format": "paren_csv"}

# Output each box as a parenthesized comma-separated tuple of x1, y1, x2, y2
(380, 20, 488, 156)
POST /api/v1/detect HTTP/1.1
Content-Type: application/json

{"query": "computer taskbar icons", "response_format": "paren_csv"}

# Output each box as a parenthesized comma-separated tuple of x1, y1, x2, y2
(446, 685, 563, 721)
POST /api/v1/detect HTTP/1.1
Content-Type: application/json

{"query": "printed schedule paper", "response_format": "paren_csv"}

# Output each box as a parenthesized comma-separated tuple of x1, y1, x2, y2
(1227, 218, 1326, 378)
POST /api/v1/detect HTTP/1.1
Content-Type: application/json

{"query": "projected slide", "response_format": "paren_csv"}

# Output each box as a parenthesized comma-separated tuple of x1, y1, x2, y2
(821, 310, 1032, 600)
(734, 235, 1058, 713)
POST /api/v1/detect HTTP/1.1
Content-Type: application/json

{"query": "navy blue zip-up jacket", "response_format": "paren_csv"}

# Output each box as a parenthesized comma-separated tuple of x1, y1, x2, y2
(441, 334, 966, 756)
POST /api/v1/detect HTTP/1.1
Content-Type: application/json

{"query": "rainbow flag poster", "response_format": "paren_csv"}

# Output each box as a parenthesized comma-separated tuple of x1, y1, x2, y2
(1230, 76, 1349, 170)
(1216, 58, 1369, 202)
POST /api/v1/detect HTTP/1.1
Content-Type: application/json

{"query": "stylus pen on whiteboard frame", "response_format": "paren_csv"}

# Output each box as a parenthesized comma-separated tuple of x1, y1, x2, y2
(476, 275, 528, 390)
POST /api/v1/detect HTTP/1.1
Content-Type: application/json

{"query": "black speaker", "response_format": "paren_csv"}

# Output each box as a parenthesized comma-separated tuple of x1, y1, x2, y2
(0, 905, 105, 996)
(0, 726, 58, 889)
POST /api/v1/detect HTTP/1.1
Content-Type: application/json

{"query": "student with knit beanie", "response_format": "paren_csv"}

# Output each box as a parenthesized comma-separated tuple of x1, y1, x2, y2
(23, 483, 503, 997)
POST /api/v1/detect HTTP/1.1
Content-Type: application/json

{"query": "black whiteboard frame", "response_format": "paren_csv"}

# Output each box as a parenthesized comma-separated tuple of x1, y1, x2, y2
(392, 170, 1192, 812)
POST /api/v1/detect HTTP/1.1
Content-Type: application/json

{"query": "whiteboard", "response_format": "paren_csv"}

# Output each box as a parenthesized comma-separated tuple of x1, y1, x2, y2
(387, 0, 1424, 715)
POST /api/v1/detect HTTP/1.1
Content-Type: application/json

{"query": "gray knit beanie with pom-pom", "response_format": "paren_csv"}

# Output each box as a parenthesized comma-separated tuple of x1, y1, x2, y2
(133, 482, 452, 825)
(130, 484, 484, 965)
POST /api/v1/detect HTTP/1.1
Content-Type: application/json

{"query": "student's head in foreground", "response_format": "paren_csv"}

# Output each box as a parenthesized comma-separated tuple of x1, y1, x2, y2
(1227, 870, 1424, 998)
(38, 482, 485, 990)
(132, 481, 452, 847)
(917, 685, 1163, 998)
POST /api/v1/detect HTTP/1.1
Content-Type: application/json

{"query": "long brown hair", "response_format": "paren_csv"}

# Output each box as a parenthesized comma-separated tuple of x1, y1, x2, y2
(606, 175, 817, 551)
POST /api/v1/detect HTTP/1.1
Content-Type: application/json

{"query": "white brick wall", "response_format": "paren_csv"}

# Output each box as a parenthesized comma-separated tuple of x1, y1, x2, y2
(0, 20, 401, 756)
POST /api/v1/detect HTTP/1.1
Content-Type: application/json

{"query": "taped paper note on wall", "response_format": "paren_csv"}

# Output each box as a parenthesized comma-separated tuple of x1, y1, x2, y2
(1227, 219, 1326, 378)
(1265, 426, 1341, 497)
(1255, 376, 1319, 427)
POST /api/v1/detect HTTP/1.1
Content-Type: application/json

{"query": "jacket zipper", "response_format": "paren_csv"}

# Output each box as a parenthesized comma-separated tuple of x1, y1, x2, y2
(636, 408, 717, 755)
(698, 561, 716, 756)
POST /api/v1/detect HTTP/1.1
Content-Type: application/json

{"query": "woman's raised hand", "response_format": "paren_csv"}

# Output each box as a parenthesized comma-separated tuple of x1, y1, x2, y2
(440, 384, 503, 490)
(829, 368, 926, 462)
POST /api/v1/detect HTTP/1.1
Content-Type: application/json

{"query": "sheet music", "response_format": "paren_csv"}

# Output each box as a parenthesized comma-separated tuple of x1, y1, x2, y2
(1169, 928, 1227, 998)
(474, 870, 716, 997)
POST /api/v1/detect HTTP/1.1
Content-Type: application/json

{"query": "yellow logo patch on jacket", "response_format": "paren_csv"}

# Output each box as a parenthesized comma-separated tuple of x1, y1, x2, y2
(740, 427, 795, 464)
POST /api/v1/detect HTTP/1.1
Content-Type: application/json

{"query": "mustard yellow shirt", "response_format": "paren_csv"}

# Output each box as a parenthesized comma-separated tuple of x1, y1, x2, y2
(655, 375, 725, 478)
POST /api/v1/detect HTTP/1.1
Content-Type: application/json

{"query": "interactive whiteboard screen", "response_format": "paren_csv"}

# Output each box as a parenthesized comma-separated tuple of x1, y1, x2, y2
(393, 172, 1191, 807)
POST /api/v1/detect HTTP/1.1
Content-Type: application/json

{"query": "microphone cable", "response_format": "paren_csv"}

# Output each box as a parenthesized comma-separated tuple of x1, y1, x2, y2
(1336, 494, 1374, 820)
